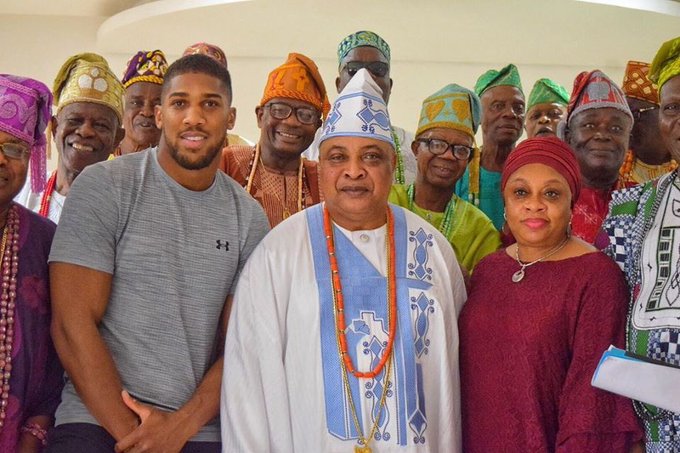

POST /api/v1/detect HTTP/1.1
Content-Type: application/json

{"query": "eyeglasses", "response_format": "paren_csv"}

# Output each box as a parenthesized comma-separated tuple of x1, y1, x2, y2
(0, 142, 30, 160)
(264, 102, 320, 125)
(343, 61, 390, 78)
(416, 138, 473, 160)
(631, 105, 658, 120)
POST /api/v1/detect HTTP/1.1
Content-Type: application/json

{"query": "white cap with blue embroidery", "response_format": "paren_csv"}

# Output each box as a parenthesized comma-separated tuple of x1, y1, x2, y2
(319, 68, 394, 148)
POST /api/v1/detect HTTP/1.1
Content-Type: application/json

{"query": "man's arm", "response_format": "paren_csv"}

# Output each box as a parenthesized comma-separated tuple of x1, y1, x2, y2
(50, 262, 139, 441)
(114, 296, 234, 453)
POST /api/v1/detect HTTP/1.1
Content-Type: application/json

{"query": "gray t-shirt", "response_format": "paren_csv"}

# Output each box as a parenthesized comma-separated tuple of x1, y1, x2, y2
(49, 148, 269, 441)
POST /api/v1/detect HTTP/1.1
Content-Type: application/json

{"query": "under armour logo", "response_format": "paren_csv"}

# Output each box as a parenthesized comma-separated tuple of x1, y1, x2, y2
(216, 240, 230, 251)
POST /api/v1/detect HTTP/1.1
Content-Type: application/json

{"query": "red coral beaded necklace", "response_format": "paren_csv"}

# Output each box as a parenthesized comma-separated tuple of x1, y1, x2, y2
(322, 206, 397, 378)
(38, 171, 57, 218)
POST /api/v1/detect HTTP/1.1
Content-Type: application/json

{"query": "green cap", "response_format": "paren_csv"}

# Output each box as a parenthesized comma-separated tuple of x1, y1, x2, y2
(527, 78, 569, 111)
(337, 30, 390, 64)
(474, 63, 523, 97)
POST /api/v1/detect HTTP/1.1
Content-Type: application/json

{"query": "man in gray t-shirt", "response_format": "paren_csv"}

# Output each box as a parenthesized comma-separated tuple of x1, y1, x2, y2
(47, 54, 269, 453)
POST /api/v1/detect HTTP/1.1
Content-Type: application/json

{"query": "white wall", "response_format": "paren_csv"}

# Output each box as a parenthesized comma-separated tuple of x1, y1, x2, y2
(1, 14, 628, 169)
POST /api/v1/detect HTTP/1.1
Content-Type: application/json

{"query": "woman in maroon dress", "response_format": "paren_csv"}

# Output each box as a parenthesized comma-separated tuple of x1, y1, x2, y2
(459, 136, 642, 452)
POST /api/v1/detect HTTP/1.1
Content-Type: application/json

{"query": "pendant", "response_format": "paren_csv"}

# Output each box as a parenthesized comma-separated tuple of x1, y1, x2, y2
(282, 209, 291, 219)
(355, 446, 372, 453)
(512, 269, 525, 283)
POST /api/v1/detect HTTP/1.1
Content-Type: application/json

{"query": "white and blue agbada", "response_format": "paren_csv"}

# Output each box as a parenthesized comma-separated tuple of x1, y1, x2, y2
(221, 69, 466, 452)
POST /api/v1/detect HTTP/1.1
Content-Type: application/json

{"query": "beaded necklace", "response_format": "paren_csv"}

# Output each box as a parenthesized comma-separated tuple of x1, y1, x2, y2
(245, 145, 307, 218)
(322, 206, 397, 379)
(0, 205, 19, 429)
(406, 184, 456, 238)
(38, 171, 57, 218)
(323, 205, 396, 452)
(466, 146, 481, 206)
(618, 149, 678, 187)
(391, 128, 405, 185)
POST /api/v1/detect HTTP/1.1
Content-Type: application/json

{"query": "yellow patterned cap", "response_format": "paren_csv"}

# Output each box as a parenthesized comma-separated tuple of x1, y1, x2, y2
(53, 52, 124, 123)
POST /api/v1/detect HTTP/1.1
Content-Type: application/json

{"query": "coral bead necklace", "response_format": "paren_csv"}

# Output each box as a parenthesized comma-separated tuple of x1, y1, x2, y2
(322, 206, 397, 378)
(323, 205, 397, 451)
(38, 171, 57, 218)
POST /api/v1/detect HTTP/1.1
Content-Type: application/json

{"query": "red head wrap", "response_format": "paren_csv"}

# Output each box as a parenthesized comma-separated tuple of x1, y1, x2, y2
(501, 136, 582, 205)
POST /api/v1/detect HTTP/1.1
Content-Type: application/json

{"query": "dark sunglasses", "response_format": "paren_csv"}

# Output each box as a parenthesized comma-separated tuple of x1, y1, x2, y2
(343, 61, 390, 78)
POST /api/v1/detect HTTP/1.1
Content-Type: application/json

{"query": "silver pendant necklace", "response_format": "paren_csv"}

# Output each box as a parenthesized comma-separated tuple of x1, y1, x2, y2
(512, 236, 570, 283)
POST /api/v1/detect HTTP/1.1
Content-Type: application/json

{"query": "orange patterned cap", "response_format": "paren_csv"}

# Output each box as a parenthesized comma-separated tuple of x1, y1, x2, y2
(260, 53, 330, 119)
(622, 61, 659, 105)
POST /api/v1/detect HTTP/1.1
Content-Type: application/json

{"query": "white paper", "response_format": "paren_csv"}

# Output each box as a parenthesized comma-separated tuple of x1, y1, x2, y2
(592, 345, 680, 413)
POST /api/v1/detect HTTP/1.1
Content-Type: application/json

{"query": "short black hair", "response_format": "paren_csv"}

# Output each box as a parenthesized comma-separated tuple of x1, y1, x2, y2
(162, 54, 232, 103)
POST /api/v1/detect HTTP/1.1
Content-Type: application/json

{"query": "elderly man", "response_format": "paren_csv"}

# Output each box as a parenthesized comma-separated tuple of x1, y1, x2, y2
(182, 41, 254, 147)
(561, 70, 633, 243)
(220, 52, 328, 227)
(115, 50, 168, 156)
(221, 69, 466, 452)
(389, 84, 500, 273)
(455, 64, 525, 230)
(0, 74, 64, 452)
(599, 36, 680, 452)
(524, 78, 569, 138)
(15, 53, 124, 223)
(304, 30, 418, 185)
(619, 60, 676, 187)
(47, 54, 269, 452)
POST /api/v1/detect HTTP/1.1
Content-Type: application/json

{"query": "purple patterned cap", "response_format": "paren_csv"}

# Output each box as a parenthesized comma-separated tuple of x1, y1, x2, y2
(0, 74, 52, 193)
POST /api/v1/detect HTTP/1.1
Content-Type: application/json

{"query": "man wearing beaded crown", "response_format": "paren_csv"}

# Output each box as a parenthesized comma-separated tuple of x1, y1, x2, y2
(221, 68, 466, 452)
(455, 64, 525, 230)
(47, 54, 269, 452)
(219, 52, 327, 227)
(15, 53, 125, 223)
(303, 30, 418, 186)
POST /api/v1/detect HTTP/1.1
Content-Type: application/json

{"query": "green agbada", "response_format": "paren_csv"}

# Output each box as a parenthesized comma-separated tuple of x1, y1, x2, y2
(474, 63, 523, 96)
(388, 185, 500, 273)
(527, 78, 569, 110)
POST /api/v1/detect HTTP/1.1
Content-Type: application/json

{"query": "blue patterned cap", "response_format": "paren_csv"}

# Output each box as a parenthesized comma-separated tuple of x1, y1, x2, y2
(337, 31, 391, 64)
(320, 68, 394, 148)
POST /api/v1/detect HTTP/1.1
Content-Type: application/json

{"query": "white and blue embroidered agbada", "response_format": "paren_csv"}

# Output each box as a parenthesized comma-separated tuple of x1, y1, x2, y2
(221, 204, 466, 452)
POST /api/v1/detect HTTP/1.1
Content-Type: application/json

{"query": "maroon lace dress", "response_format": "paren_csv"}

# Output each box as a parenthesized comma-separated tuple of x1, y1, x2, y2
(459, 250, 642, 452)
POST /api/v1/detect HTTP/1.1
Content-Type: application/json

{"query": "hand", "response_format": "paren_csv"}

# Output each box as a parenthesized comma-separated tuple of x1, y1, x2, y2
(114, 391, 190, 453)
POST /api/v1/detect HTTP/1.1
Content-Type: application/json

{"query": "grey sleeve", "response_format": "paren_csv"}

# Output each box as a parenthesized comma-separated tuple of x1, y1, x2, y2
(232, 200, 270, 294)
(49, 165, 119, 274)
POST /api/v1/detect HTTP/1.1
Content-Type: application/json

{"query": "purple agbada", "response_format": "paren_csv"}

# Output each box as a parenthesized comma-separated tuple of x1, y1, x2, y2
(0, 204, 63, 451)
(0, 75, 52, 193)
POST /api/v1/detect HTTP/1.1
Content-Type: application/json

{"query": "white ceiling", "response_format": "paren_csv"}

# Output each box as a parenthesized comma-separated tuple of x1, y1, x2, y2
(2, 0, 680, 66)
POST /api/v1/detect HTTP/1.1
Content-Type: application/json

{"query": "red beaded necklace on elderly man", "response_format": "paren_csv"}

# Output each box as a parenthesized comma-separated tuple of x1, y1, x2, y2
(323, 206, 397, 452)
(0, 205, 20, 428)
(38, 171, 57, 218)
